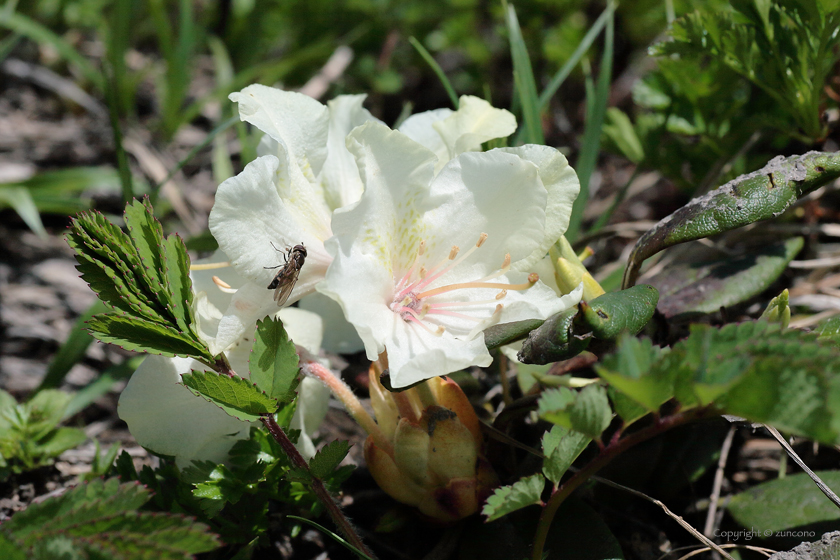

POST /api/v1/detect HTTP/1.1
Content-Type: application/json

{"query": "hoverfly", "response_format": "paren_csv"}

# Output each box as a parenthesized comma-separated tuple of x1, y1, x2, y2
(265, 243, 307, 307)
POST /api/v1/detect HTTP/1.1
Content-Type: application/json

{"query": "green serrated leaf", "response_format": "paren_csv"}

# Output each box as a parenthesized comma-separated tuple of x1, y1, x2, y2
(250, 318, 300, 402)
(541, 426, 590, 486)
(567, 385, 612, 440)
(182, 371, 278, 422)
(538, 385, 612, 440)
(596, 335, 672, 413)
(727, 471, 840, 533)
(87, 313, 212, 360)
(123, 197, 170, 308)
(308, 440, 351, 480)
(608, 386, 649, 428)
(623, 152, 840, 288)
(481, 473, 545, 522)
(5, 478, 148, 540)
(162, 233, 196, 335)
(5, 477, 220, 558)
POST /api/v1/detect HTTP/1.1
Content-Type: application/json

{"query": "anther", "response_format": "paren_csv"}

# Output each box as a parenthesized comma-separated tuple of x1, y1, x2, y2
(528, 273, 539, 284)
(476, 233, 488, 247)
(496, 290, 507, 300)
(449, 246, 459, 260)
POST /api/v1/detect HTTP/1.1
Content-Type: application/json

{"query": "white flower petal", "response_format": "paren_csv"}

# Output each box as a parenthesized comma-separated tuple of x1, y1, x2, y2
(209, 155, 332, 289)
(385, 320, 492, 388)
(398, 107, 453, 167)
(211, 282, 277, 355)
(290, 376, 332, 459)
(321, 94, 380, 209)
(118, 356, 250, 468)
(298, 292, 365, 354)
(277, 306, 324, 355)
(423, 150, 547, 277)
(433, 96, 516, 161)
(230, 85, 330, 180)
(319, 241, 398, 362)
(498, 145, 580, 272)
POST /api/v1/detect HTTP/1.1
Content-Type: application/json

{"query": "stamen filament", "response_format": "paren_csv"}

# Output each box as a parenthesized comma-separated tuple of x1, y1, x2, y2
(417, 278, 536, 300)
(413, 233, 488, 292)
(425, 293, 506, 308)
(190, 261, 231, 271)
(403, 312, 445, 336)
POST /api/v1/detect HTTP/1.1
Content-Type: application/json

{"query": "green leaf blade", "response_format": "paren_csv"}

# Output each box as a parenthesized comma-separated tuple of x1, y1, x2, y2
(482, 473, 546, 522)
(250, 318, 301, 403)
(87, 314, 212, 361)
(182, 371, 278, 422)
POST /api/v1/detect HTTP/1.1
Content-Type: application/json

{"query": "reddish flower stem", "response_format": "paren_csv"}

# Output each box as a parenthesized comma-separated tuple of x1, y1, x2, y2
(261, 414, 376, 560)
(530, 408, 708, 560)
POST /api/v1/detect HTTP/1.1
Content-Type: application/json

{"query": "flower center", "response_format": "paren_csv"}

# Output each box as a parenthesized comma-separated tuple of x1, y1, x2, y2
(389, 233, 538, 336)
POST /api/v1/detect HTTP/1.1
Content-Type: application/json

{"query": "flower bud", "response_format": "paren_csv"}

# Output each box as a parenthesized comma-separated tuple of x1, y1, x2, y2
(363, 368, 498, 522)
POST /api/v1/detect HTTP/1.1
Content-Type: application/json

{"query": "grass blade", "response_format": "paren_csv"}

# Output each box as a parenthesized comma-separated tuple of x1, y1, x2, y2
(0, 185, 47, 238)
(505, 1, 544, 145)
(286, 516, 375, 560)
(538, 2, 615, 110)
(408, 36, 459, 109)
(0, 11, 104, 90)
(566, 10, 614, 242)
(38, 300, 110, 391)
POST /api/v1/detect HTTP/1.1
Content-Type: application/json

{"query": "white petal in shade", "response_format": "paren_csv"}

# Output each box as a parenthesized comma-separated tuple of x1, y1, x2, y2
(320, 94, 380, 209)
(208, 155, 332, 289)
(118, 356, 250, 468)
(290, 376, 332, 459)
(230, 85, 330, 179)
(297, 292, 365, 354)
(277, 306, 325, 355)
(498, 145, 580, 272)
(210, 282, 278, 355)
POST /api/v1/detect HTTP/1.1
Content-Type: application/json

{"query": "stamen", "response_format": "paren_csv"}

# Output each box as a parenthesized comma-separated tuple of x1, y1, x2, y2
(425, 293, 506, 308)
(403, 312, 444, 336)
(212, 276, 237, 294)
(190, 261, 231, 271)
(396, 240, 426, 290)
(413, 233, 488, 291)
(417, 275, 536, 300)
(475, 253, 512, 283)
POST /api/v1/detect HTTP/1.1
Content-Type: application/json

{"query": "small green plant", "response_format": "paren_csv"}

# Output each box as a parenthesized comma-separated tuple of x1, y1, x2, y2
(0, 389, 86, 480)
(0, 477, 219, 559)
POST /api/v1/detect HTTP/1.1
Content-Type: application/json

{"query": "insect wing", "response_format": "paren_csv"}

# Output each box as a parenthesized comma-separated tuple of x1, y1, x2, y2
(273, 266, 301, 306)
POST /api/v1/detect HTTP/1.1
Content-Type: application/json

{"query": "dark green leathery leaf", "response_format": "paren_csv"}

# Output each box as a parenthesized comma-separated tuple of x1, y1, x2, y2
(650, 237, 803, 320)
(623, 151, 840, 288)
(518, 306, 585, 365)
(518, 285, 659, 364)
(580, 284, 659, 339)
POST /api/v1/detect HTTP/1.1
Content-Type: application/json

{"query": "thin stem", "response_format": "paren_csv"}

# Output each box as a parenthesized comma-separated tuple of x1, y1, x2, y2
(531, 409, 706, 560)
(303, 361, 392, 455)
(261, 415, 377, 560)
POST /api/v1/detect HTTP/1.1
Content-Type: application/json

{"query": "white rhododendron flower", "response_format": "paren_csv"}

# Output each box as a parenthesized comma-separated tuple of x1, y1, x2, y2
(208, 86, 519, 353)
(118, 253, 330, 466)
(318, 121, 583, 388)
